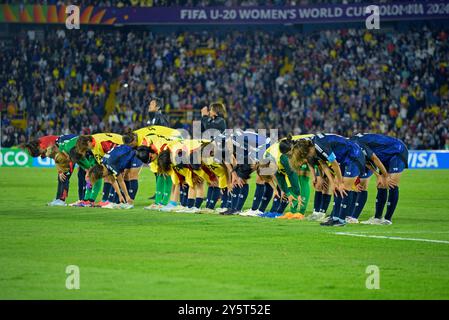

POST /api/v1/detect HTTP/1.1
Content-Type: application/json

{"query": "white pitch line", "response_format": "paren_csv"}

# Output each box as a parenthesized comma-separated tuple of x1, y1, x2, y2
(335, 232, 449, 245)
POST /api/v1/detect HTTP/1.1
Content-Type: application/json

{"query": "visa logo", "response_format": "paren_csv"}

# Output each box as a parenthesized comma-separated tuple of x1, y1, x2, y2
(408, 152, 438, 168)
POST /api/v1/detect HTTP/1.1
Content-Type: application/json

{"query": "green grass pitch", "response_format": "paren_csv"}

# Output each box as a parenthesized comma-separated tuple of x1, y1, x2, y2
(1, 167, 449, 299)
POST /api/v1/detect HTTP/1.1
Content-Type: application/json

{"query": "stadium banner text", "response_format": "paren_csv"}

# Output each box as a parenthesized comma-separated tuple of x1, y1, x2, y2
(1, 1, 449, 25)
(1, 148, 449, 169)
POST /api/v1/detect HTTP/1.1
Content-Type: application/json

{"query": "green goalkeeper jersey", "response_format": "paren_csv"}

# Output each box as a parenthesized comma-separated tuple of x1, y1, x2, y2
(58, 136, 96, 170)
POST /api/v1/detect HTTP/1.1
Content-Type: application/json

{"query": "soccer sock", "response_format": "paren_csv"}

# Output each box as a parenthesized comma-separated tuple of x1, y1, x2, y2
(113, 192, 119, 204)
(128, 180, 139, 200)
(108, 189, 116, 203)
(251, 184, 264, 211)
(84, 187, 92, 201)
(205, 187, 213, 209)
(56, 177, 64, 200)
(352, 190, 368, 219)
(208, 187, 221, 209)
(180, 185, 188, 207)
(59, 178, 70, 201)
(231, 186, 241, 210)
(227, 190, 233, 209)
(221, 189, 228, 209)
(259, 183, 273, 212)
(385, 187, 399, 221)
(338, 191, 354, 220)
(279, 199, 289, 214)
(236, 184, 249, 211)
(194, 197, 203, 209)
(125, 180, 130, 196)
(333, 194, 342, 219)
(162, 176, 172, 205)
(299, 175, 310, 214)
(102, 182, 112, 202)
(155, 174, 165, 205)
(313, 191, 323, 212)
(187, 198, 195, 208)
(90, 178, 103, 202)
(270, 196, 281, 213)
(375, 188, 388, 219)
(320, 194, 332, 214)
(78, 169, 86, 201)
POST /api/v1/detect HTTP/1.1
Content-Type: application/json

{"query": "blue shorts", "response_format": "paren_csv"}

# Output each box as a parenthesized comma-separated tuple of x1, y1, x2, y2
(385, 154, 407, 173)
(340, 161, 362, 178)
(360, 169, 374, 179)
(129, 156, 143, 169)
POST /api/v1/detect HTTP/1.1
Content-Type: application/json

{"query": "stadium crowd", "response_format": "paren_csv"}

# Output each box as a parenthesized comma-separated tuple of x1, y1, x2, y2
(1, 26, 448, 150)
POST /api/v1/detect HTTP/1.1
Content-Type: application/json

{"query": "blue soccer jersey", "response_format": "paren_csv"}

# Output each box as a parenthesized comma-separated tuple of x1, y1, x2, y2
(351, 134, 407, 163)
(102, 145, 138, 176)
(313, 133, 365, 177)
(351, 133, 408, 174)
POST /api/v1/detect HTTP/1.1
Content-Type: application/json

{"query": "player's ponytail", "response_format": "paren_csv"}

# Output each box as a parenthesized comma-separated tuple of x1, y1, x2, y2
(76, 135, 93, 155)
(20, 140, 40, 157)
(136, 146, 157, 164)
(54, 152, 70, 173)
(279, 134, 294, 154)
(289, 139, 313, 171)
(89, 164, 105, 184)
(122, 132, 138, 146)
(157, 149, 172, 174)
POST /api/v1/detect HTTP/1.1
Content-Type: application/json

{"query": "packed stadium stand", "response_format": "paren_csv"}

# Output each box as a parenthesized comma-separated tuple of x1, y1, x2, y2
(0, 4, 448, 150)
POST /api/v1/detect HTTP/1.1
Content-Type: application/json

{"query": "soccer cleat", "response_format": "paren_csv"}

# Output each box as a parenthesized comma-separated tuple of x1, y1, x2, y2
(381, 218, 393, 225)
(345, 216, 359, 224)
(245, 209, 263, 217)
(266, 212, 283, 218)
(120, 203, 134, 210)
(144, 204, 162, 210)
(290, 213, 305, 220)
(239, 209, 259, 216)
(48, 199, 67, 207)
(361, 217, 383, 225)
(277, 212, 294, 220)
(215, 207, 228, 214)
(160, 203, 177, 212)
(102, 202, 118, 209)
(80, 201, 94, 208)
(96, 201, 109, 207)
(220, 209, 237, 215)
(200, 208, 215, 214)
(68, 200, 83, 207)
(307, 211, 326, 221)
(320, 218, 346, 227)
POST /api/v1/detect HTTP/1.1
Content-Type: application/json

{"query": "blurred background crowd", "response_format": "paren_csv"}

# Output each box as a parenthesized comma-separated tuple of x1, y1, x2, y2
(1, 25, 448, 150)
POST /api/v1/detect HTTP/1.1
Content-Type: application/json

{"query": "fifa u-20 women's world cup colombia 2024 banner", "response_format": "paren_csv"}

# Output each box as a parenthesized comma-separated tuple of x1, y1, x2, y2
(0, 1, 449, 25)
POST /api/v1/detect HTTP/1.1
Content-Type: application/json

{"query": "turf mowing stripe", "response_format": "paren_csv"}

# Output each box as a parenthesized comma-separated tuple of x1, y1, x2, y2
(335, 232, 449, 245)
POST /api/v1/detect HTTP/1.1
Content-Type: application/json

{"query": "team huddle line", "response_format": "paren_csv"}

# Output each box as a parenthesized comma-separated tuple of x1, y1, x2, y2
(21, 124, 407, 226)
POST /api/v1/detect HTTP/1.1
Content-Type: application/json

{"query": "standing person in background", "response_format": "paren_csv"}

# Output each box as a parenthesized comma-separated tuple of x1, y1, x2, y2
(147, 97, 170, 200)
(147, 97, 170, 127)
(201, 102, 227, 133)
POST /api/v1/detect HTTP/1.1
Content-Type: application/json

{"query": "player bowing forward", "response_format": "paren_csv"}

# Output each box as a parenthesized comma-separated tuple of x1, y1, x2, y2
(89, 145, 142, 209)
(349, 133, 408, 225)
(290, 133, 366, 226)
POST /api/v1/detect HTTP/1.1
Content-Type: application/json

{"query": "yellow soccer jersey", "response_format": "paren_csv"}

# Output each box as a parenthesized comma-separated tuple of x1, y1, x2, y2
(91, 133, 124, 163)
(202, 161, 228, 189)
(134, 125, 183, 144)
